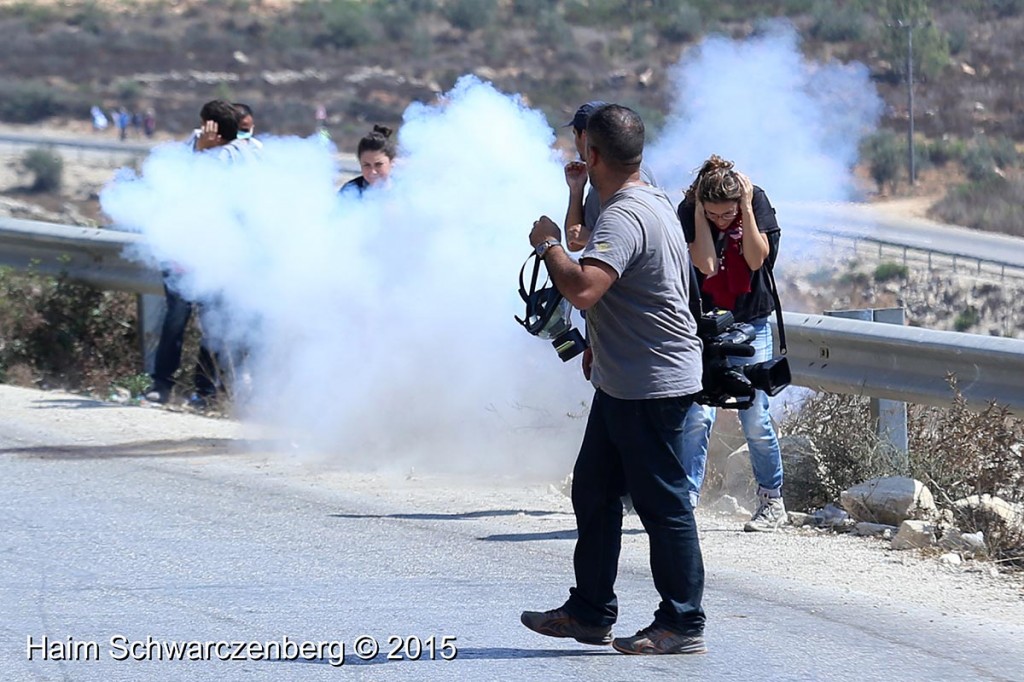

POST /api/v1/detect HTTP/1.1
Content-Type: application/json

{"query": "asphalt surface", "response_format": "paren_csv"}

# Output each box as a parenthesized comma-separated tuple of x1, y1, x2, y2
(780, 201, 1024, 270)
(1, 391, 1023, 681)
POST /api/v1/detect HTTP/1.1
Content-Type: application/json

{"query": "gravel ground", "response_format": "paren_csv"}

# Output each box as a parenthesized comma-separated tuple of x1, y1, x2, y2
(2, 383, 1022, 636)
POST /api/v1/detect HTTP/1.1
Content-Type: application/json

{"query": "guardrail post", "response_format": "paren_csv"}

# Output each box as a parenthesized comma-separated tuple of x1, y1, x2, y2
(825, 307, 910, 466)
(137, 293, 165, 376)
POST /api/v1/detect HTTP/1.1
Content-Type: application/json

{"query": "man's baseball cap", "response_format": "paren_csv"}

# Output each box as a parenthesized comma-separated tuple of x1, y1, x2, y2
(564, 100, 608, 131)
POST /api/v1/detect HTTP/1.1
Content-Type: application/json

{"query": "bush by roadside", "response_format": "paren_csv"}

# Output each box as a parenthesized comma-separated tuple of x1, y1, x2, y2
(780, 377, 1024, 568)
(19, 147, 63, 192)
(0, 267, 139, 392)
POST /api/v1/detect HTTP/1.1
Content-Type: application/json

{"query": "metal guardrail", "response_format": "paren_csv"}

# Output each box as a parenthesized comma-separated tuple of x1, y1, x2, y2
(1, 217, 1023, 415)
(0, 131, 362, 173)
(0, 132, 154, 155)
(0, 217, 162, 294)
(777, 312, 1024, 416)
(806, 227, 1024, 281)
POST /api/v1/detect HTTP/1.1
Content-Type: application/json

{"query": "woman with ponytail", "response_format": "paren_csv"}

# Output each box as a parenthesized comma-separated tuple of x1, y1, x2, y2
(339, 124, 397, 197)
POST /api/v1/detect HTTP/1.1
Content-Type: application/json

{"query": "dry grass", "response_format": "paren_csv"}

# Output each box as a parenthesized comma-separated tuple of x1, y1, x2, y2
(781, 377, 1024, 568)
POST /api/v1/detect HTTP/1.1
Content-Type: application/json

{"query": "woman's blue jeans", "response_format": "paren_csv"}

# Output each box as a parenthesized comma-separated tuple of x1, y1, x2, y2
(682, 317, 784, 506)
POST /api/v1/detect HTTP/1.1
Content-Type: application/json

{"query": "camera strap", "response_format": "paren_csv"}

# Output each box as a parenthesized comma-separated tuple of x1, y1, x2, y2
(765, 263, 786, 354)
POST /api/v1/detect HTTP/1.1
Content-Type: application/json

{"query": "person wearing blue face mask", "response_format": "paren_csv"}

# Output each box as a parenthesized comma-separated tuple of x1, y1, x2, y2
(231, 102, 264, 151)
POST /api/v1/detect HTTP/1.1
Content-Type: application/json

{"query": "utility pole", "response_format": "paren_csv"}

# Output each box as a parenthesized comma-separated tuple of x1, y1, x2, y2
(897, 20, 917, 185)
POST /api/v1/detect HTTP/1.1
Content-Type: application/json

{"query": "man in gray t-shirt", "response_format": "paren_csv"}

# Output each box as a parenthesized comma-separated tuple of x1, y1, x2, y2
(580, 183, 702, 399)
(520, 105, 707, 656)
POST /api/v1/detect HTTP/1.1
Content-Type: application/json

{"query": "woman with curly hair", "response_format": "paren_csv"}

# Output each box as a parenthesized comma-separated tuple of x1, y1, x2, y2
(677, 154, 787, 532)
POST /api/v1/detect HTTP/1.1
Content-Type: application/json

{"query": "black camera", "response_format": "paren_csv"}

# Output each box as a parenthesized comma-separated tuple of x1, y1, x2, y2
(515, 253, 588, 362)
(696, 309, 791, 409)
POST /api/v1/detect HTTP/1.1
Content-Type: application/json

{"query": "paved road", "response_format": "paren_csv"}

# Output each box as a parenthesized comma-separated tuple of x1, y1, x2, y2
(1, 389, 1022, 681)
(780, 201, 1024, 270)
(0, 131, 360, 173)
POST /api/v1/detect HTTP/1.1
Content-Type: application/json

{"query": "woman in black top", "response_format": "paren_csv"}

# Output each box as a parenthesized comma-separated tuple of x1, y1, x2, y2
(677, 154, 787, 533)
(339, 125, 396, 197)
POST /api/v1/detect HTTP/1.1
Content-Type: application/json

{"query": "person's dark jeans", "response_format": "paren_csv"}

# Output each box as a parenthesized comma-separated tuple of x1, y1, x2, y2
(151, 283, 219, 397)
(564, 388, 706, 635)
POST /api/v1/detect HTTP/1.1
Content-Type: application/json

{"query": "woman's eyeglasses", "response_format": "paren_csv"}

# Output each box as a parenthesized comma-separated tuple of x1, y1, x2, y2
(704, 208, 738, 222)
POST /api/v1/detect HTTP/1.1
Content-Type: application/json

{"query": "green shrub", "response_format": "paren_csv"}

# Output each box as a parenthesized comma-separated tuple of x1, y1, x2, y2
(962, 140, 1000, 183)
(861, 130, 905, 193)
(629, 21, 653, 59)
(874, 262, 909, 282)
(954, 306, 980, 331)
(988, 135, 1020, 169)
(314, 0, 375, 48)
(993, 0, 1024, 17)
(536, 8, 571, 49)
(837, 270, 871, 287)
(875, 0, 951, 82)
(0, 79, 76, 124)
(924, 136, 966, 166)
(116, 79, 143, 104)
(372, 0, 434, 41)
(783, 378, 1024, 568)
(810, 0, 866, 42)
(20, 147, 63, 192)
(0, 268, 140, 391)
(0, 1, 60, 30)
(67, 0, 111, 34)
(511, 0, 549, 16)
(931, 176, 1024, 238)
(443, 0, 497, 32)
(656, 2, 703, 43)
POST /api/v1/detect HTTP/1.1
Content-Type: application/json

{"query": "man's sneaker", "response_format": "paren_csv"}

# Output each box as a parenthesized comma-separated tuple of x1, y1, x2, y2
(187, 392, 212, 410)
(744, 494, 788, 532)
(611, 624, 706, 655)
(520, 607, 613, 645)
(143, 385, 170, 404)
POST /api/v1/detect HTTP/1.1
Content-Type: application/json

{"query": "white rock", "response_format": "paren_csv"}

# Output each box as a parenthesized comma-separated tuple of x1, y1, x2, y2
(841, 476, 937, 526)
(939, 528, 988, 556)
(939, 552, 963, 566)
(706, 495, 751, 518)
(788, 511, 811, 528)
(854, 522, 899, 538)
(891, 520, 937, 550)
(108, 387, 131, 404)
(954, 494, 1023, 527)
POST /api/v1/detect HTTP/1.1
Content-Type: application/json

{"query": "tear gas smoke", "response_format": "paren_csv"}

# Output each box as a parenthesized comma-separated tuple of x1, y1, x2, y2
(648, 22, 884, 207)
(101, 77, 587, 479)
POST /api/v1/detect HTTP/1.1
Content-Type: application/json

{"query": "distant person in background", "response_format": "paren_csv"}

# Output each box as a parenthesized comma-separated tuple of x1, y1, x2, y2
(116, 108, 131, 141)
(338, 125, 396, 197)
(314, 104, 331, 146)
(143, 109, 156, 138)
(676, 154, 786, 531)
(90, 105, 108, 132)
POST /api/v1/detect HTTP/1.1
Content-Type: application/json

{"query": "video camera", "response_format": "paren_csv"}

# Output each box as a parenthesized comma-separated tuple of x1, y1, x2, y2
(696, 309, 791, 409)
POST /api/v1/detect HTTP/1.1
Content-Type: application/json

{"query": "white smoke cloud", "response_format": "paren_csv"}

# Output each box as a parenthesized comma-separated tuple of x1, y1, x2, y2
(101, 77, 589, 479)
(648, 22, 883, 205)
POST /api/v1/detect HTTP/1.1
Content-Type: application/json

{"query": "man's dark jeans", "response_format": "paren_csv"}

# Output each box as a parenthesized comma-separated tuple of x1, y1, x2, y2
(151, 283, 218, 397)
(564, 388, 706, 635)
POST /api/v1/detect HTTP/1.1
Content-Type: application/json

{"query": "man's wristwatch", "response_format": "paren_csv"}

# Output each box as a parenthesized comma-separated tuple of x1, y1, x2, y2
(535, 238, 562, 258)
